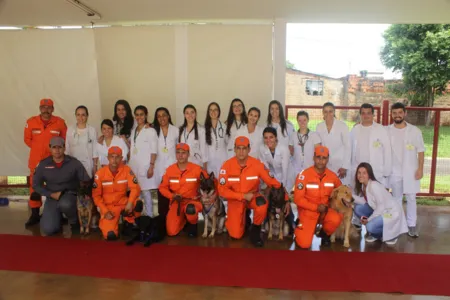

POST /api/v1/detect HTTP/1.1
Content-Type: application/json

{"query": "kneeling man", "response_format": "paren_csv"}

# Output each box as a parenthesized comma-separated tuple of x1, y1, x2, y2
(218, 136, 284, 247)
(294, 146, 343, 249)
(159, 143, 207, 237)
(92, 146, 141, 240)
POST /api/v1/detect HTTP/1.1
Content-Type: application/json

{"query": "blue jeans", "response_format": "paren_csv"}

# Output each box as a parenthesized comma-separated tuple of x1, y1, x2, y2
(354, 203, 383, 239)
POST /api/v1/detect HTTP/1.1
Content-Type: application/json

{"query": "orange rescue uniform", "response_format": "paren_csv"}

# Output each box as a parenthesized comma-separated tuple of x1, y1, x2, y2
(294, 166, 342, 249)
(159, 162, 208, 236)
(24, 115, 67, 208)
(218, 156, 282, 239)
(92, 164, 141, 239)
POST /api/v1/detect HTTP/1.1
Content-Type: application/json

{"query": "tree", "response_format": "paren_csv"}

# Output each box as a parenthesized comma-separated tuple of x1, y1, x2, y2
(286, 60, 295, 69)
(380, 24, 450, 107)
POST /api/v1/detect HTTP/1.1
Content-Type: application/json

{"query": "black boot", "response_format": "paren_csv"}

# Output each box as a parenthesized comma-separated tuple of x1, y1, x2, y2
(25, 208, 41, 227)
(188, 223, 198, 238)
(250, 224, 264, 248)
(245, 209, 252, 233)
(70, 223, 80, 235)
(319, 230, 331, 247)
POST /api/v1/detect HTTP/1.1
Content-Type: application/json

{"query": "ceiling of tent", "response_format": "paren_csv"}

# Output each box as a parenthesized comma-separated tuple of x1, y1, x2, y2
(0, 0, 449, 26)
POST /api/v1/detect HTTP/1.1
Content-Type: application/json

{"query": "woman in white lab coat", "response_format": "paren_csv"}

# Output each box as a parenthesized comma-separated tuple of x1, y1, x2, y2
(93, 119, 129, 168)
(259, 127, 295, 192)
(152, 107, 179, 185)
(178, 104, 208, 169)
(225, 98, 248, 159)
(204, 102, 227, 177)
(266, 100, 295, 148)
(353, 162, 408, 245)
(316, 102, 351, 185)
(236, 107, 264, 159)
(65, 105, 98, 178)
(129, 105, 158, 217)
(289, 110, 321, 189)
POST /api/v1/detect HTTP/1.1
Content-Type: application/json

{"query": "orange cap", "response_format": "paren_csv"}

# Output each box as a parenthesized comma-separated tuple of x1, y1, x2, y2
(176, 143, 190, 152)
(235, 136, 250, 147)
(314, 145, 329, 157)
(40, 98, 54, 107)
(108, 146, 123, 156)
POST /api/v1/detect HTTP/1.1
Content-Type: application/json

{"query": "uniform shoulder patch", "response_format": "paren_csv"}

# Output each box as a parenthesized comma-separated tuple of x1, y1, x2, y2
(220, 169, 226, 175)
(297, 183, 304, 190)
(219, 177, 226, 185)
(94, 174, 99, 180)
(130, 170, 135, 176)
(298, 174, 305, 180)
(133, 176, 138, 184)
(269, 171, 274, 178)
(92, 182, 98, 189)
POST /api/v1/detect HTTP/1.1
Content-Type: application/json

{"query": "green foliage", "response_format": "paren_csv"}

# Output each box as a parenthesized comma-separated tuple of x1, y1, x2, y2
(380, 24, 450, 107)
(286, 60, 295, 69)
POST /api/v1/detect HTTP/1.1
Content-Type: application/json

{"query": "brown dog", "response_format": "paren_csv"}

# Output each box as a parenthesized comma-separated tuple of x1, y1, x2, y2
(76, 186, 98, 235)
(328, 185, 355, 247)
(265, 185, 289, 241)
(199, 172, 226, 239)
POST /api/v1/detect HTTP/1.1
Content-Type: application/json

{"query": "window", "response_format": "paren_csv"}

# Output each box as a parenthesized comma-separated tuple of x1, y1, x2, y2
(305, 80, 324, 96)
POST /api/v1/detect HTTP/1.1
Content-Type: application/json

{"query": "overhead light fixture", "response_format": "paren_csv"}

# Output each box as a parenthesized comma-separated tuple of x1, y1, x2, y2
(60, 25, 83, 29)
(65, 0, 101, 19)
(36, 26, 58, 30)
(0, 26, 22, 30)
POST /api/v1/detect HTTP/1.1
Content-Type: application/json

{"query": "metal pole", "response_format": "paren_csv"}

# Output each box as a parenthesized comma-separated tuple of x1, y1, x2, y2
(429, 110, 440, 194)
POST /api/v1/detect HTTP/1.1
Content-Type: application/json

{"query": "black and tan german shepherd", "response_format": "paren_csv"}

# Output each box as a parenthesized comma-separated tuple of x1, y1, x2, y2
(264, 184, 289, 241)
(199, 172, 226, 238)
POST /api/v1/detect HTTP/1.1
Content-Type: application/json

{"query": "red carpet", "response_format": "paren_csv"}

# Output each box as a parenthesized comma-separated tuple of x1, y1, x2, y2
(0, 234, 449, 296)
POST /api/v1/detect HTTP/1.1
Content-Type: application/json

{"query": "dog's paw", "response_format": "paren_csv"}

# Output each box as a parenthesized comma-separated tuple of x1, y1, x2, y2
(268, 234, 273, 240)
(278, 235, 284, 241)
(208, 232, 215, 239)
(85, 228, 90, 235)
(80, 227, 85, 234)
(343, 240, 350, 248)
(330, 236, 336, 243)
(202, 232, 208, 238)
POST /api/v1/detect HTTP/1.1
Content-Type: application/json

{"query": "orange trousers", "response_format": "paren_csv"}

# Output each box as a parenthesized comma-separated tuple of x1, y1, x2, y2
(226, 195, 268, 240)
(295, 208, 342, 249)
(166, 200, 202, 236)
(99, 205, 136, 239)
(29, 168, 42, 209)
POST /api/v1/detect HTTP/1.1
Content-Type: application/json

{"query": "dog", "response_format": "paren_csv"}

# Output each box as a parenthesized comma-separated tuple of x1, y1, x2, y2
(328, 185, 355, 247)
(76, 184, 98, 235)
(124, 200, 157, 247)
(264, 185, 289, 241)
(199, 172, 226, 239)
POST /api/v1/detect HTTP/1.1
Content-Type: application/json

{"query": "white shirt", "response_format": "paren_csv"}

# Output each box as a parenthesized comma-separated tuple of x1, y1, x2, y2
(267, 120, 296, 147)
(94, 135, 129, 167)
(129, 126, 159, 190)
(289, 130, 321, 173)
(356, 125, 372, 164)
(154, 124, 179, 184)
(225, 120, 246, 158)
(179, 124, 208, 167)
(236, 124, 264, 159)
(390, 126, 407, 176)
(206, 120, 228, 177)
(65, 124, 97, 177)
(316, 119, 351, 175)
(259, 144, 294, 191)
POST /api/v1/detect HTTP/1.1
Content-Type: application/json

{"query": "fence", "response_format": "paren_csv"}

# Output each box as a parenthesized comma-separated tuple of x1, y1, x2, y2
(286, 100, 450, 198)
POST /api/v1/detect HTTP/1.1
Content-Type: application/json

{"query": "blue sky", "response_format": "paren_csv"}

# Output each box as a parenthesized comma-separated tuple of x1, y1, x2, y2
(286, 23, 402, 79)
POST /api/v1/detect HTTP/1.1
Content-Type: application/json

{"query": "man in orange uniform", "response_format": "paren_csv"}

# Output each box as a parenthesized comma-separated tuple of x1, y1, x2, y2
(159, 143, 208, 237)
(24, 98, 67, 227)
(294, 145, 343, 249)
(92, 146, 141, 241)
(218, 136, 284, 247)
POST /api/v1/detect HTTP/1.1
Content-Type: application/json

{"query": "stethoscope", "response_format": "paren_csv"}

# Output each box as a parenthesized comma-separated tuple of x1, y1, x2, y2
(72, 125, 93, 145)
(212, 121, 224, 150)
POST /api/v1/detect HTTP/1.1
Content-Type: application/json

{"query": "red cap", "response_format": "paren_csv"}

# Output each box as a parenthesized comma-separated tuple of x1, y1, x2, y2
(176, 143, 190, 152)
(235, 136, 250, 147)
(314, 145, 329, 157)
(108, 146, 123, 156)
(40, 98, 54, 107)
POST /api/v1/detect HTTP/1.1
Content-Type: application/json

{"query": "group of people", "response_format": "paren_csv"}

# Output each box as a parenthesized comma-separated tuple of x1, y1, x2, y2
(23, 97, 425, 249)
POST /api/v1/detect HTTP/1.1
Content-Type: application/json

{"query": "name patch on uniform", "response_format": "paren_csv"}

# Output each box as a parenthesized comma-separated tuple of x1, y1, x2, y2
(219, 178, 226, 185)
(45, 166, 55, 169)
(220, 169, 226, 175)
(297, 183, 304, 190)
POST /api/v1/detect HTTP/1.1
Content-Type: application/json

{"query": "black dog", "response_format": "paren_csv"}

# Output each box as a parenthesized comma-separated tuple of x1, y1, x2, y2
(264, 185, 290, 241)
(125, 201, 163, 247)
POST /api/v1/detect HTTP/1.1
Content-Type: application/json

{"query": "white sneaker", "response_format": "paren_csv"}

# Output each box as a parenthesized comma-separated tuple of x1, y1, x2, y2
(385, 238, 398, 245)
(365, 235, 377, 243)
(408, 226, 419, 238)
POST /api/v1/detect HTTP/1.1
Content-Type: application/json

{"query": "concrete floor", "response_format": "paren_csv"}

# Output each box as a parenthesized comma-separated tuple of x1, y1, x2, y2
(0, 201, 449, 300)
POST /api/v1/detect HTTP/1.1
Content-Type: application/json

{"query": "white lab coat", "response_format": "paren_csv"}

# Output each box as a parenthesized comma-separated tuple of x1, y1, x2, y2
(236, 124, 264, 159)
(225, 120, 246, 158)
(316, 119, 351, 178)
(154, 124, 179, 186)
(289, 130, 321, 176)
(179, 124, 208, 167)
(259, 144, 295, 191)
(387, 122, 425, 194)
(206, 121, 228, 177)
(65, 124, 97, 178)
(94, 135, 129, 167)
(350, 122, 392, 187)
(267, 120, 296, 147)
(353, 180, 408, 241)
(129, 126, 159, 190)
